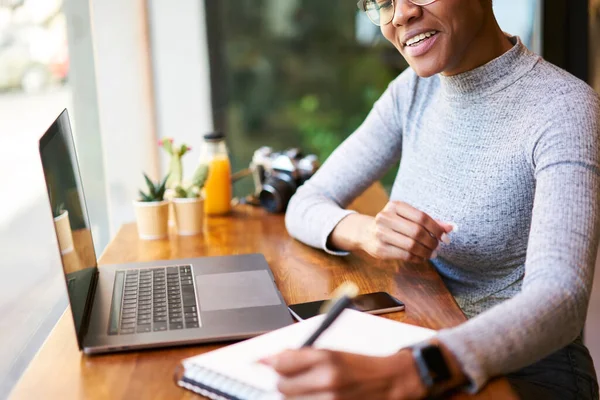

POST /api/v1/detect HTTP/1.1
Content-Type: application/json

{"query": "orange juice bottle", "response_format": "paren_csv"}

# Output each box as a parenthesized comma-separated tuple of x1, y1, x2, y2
(199, 132, 232, 215)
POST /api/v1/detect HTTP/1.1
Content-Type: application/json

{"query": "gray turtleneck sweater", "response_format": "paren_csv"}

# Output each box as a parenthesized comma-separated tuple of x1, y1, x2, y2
(285, 36, 600, 391)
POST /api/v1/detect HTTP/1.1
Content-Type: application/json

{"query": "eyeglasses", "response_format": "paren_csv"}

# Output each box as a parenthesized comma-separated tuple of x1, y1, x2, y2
(357, 0, 438, 26)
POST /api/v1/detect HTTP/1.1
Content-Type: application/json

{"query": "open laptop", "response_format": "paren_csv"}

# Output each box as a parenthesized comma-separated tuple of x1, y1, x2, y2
(39, 109, 294, 354)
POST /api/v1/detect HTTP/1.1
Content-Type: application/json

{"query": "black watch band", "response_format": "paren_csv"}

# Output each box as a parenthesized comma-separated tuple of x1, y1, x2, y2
(411, 343, 452, 393)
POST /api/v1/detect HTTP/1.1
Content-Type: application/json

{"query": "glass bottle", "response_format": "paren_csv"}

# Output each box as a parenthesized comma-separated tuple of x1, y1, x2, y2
(199, 132, 232, 215)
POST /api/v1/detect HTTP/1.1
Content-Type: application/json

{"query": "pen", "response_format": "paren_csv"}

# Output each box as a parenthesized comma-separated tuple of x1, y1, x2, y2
(301, 282, 359, 347)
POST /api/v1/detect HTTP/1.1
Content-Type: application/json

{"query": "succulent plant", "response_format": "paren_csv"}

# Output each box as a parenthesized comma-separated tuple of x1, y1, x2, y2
(53, 202, 66, 218)
(159, 138, 192, 189)
(173, 184, 202, 199)
(192, 163, 209, 188)
(138, 173, 170, 202)
(173, 164, 210, 199)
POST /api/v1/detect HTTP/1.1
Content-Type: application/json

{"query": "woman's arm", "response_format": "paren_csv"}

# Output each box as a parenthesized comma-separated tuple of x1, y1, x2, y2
(285, 71, 412, 254)
(436, 90, 600, 392)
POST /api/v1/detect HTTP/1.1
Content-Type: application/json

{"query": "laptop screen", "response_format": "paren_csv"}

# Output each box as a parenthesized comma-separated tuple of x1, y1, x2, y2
(39, 109, 98, 344)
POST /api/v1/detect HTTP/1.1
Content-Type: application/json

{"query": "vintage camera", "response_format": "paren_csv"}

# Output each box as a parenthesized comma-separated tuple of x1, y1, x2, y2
(249, 147, 320, 213)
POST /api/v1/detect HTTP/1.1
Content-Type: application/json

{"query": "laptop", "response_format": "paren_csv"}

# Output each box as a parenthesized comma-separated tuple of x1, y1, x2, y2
(39, 109, 294, 354)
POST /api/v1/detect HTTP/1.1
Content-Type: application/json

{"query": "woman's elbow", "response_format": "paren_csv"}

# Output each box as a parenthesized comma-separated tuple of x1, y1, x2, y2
(284, 192, 303, 239)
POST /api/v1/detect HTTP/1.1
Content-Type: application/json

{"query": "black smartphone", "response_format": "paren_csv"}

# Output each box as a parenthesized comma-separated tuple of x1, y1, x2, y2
(288, 292, 405, 321)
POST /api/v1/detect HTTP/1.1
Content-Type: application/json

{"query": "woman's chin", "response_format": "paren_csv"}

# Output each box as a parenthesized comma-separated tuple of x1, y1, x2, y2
(407, 60, 445, 78)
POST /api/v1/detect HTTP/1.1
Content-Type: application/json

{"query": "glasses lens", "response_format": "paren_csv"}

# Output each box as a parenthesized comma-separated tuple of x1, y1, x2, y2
(362, 0, 394, 26)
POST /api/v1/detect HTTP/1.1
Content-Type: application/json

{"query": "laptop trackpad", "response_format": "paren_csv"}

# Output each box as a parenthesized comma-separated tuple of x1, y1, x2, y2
(196, 270, 282, 311)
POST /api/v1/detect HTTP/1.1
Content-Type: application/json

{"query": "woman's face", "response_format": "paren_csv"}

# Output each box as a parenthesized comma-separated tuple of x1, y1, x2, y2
(381, 0, 489, 77)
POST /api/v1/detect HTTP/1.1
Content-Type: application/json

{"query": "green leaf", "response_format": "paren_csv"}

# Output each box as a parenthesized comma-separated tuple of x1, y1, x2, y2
(192, 164, 209, 188)
(155, 173, 170, 200)
(187, 186, 201, 198)
(174, 185, 187, 198)
(143, 173, 157, 198)
(138, 190, 152, 202)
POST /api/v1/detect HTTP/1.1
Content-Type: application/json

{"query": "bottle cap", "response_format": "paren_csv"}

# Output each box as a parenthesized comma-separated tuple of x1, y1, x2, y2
(203, 131, 225, 142)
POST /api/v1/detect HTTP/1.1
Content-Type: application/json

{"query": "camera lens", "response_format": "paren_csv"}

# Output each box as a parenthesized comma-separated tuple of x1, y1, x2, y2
(259, 174, 297, 213)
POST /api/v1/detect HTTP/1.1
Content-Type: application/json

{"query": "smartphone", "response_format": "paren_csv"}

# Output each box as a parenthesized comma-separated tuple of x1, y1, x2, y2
(288, 292, 405, 321)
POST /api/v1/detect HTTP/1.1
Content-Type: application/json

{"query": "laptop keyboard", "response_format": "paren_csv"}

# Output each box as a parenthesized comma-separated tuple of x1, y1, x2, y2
(109, 265, 200, 335)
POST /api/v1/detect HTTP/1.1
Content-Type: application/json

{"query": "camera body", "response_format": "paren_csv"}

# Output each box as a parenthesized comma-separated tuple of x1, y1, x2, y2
(250, 147, 319, 213)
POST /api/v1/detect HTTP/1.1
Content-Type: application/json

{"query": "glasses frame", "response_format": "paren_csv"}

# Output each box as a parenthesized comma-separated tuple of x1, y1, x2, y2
(357, 0, 439, 26)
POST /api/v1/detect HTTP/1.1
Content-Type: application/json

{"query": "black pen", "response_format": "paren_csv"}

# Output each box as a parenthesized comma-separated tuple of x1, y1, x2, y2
(301, 282, 359, 347)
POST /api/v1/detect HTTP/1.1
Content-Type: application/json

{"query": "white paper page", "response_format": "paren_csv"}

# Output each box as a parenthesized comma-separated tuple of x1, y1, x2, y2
(182, 310, 436, 396)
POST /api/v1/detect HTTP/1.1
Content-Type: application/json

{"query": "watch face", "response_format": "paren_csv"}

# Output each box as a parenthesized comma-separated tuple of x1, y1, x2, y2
(422, 345, 452, 383)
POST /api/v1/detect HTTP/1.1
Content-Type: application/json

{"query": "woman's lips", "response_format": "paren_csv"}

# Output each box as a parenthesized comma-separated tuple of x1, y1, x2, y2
(403, 32, 440, 57)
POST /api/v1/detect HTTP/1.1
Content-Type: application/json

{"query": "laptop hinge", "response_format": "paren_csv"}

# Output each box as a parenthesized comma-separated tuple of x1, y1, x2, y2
(79, 267, 99, 348)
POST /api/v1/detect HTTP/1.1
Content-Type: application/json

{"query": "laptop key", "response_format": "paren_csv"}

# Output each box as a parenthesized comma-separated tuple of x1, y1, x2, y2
(136, 324, 152, 333)
(182, 296, 196, 306)
(170, 322, 184, 330)
(153, 322, 168, 332)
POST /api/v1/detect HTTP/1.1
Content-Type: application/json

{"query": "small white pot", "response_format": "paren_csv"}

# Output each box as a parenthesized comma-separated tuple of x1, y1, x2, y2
(133, 200, 170, 240)
(172, 197, 205, 236)
(53, 210, 74, 254)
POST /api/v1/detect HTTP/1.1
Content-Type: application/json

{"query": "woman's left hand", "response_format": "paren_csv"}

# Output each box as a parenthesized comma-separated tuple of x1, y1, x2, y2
(260, 348, 427, 400)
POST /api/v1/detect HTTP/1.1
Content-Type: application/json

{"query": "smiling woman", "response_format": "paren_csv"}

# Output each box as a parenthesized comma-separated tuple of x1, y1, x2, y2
(276, 0, 600, 399)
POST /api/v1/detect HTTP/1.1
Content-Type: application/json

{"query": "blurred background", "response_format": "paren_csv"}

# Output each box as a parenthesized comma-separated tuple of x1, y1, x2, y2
(0, 0, 597, 397)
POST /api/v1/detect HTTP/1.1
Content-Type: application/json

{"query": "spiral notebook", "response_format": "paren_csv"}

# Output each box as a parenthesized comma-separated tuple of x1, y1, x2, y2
(176, 309, 436, 400)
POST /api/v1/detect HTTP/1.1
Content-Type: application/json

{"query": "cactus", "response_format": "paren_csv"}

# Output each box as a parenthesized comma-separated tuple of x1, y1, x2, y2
(192, 163, 209, 188)
(174, 184, 202, 199)
(159, 138, 191, 189)
(138, 172, 170, 202)
(173, 164, 210, 199)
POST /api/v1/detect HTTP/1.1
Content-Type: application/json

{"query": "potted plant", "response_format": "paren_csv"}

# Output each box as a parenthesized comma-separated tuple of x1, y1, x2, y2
(171, 164, 209, 236)
(159, 137, 192, 225)
(53, 203, 74, 254)
(134, 173, 170, 240)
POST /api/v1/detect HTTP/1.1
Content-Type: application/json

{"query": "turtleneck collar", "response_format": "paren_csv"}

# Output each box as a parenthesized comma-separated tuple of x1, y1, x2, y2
(439, 36, 540, 101)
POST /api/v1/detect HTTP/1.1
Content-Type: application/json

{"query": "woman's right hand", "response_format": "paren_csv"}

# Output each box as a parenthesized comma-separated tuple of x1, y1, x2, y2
(359, 201, 454, 262)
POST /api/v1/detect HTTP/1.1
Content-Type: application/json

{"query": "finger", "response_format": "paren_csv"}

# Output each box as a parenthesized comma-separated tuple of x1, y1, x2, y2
(376, 213, 438, 251)
(434, 219, 456, 233)
(391, 202, 446, 239)
(278, 364, 346, 396)
(371, 241, 425, 263)
(262, 349, 329, 376)
(374, 225, 434, 259)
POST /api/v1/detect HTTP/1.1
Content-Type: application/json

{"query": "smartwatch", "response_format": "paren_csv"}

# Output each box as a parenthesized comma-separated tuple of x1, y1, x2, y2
(411, 343, 452, 393)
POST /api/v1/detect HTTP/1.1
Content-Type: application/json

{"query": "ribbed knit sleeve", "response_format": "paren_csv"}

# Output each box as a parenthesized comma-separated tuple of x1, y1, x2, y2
(284, 70, 411, 254)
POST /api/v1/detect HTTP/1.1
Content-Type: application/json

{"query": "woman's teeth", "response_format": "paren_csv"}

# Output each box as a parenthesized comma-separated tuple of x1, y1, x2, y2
(405, 31, 437, 47)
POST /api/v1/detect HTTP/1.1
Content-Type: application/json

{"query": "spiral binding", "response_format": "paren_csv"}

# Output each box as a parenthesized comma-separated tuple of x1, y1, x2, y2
(177, 365, 274, 400)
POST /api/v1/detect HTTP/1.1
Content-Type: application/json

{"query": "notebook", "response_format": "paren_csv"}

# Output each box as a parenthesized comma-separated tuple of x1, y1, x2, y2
(176, 309, 437, 400)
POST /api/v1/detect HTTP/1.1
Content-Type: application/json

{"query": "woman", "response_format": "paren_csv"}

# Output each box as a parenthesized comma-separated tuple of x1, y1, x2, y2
(260, 0, 600, 399)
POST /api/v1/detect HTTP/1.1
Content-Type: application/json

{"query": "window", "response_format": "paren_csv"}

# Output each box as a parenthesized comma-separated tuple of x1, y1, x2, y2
(205, 0, 407, 195)
(0, 0, 105, 396)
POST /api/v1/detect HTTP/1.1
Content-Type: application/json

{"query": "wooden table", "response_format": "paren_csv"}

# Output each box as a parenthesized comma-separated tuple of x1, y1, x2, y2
(10, 184, 516, 399)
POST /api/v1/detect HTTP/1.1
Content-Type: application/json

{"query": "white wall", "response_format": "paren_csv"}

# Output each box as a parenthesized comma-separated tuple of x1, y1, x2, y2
(147, 0, 214, 184)
(89, 0, 160, 235)
(63, 0, 109, 252)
